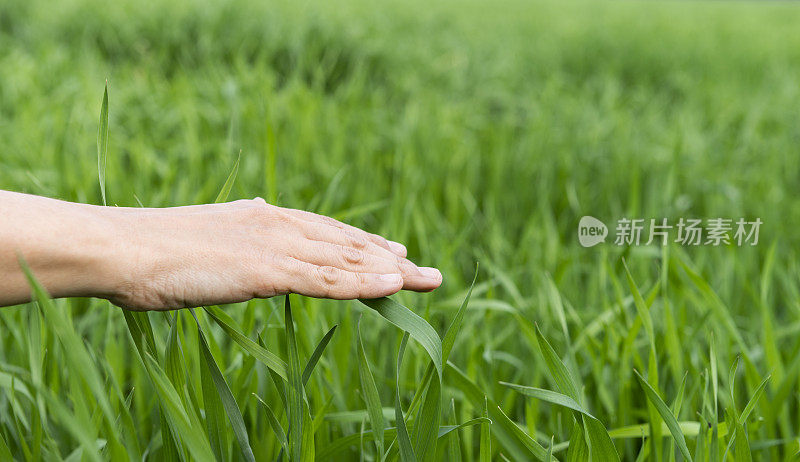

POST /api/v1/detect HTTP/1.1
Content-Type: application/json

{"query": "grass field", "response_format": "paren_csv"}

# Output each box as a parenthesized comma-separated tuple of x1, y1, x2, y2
(2, 0, 800, 460)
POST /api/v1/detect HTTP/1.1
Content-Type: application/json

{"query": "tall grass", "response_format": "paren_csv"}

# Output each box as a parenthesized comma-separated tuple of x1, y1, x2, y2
(2, 0, 800, 459)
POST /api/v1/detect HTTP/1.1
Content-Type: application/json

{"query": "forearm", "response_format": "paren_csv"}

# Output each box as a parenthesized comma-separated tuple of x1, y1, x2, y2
(0, 191, 122, 306)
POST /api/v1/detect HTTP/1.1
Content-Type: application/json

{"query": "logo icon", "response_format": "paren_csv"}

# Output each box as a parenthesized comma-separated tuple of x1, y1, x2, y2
(578, 216, 608, 247)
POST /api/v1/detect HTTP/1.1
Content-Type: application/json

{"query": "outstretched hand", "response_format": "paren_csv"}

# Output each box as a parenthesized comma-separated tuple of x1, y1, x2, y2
(0, 192, 442, 310)
(106, 198, 442, 310)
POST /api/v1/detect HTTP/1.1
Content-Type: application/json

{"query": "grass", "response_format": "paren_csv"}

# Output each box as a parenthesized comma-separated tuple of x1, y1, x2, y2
(2, 0, 800, 459)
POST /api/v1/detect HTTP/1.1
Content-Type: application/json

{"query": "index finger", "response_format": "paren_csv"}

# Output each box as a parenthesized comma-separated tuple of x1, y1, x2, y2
(278, 206, 408, 257)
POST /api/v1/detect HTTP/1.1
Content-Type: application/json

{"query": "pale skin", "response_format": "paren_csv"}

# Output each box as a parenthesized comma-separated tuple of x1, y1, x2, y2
(0, 190, 442, 310)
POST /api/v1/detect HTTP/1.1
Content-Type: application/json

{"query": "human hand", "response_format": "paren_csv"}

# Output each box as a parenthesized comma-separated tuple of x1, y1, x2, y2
(108, 198, 442, 310)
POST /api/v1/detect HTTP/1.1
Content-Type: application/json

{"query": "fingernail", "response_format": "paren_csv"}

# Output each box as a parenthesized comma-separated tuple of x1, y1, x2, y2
(418, 267, 442, 280)
(379, 273, 403, 284)
(388, 240, 407, 256)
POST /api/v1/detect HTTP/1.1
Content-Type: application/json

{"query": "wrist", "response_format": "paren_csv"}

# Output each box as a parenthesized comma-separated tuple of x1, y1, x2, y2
(78, 205, 135, 301)
(95, 206, 193, 309)
(87, 205, 160, 307)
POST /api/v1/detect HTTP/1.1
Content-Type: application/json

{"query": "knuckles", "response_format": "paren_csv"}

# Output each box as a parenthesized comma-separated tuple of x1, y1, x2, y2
(347, 232, 369, 250)
(316, 265, 348, 298)
(237, 203, 299, 230)
(271, 254, 296, 273)
(394, 254, 412, 272)
(271, 208, 300, 228)
(317, 265, 340, 286)
(320, 214, 342, 228)
(342, 247, 364, 265)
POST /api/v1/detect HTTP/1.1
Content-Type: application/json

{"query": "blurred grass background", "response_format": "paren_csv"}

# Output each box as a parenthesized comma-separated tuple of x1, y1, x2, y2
(2, 0, 800, 459)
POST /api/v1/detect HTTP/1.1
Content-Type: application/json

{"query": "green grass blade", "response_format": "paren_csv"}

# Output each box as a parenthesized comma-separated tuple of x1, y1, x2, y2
(740, 374, 770, 422)
(143, 353, 216, 462)
(204, 306, 287, 380)
(729, 355, 741, 417)
(0, 432, 12, 462)
(317, 419, 490, 461)
(404, 367, 435, 429)
(194, 313, 256, 462)
(710, 334, 719, 421)
(360, 297, 442, 378)
(97, 83, 108, 205)
(9, 378, 31, 461)
(395, 333, 416, 462)
(500, 383, 595, 419)
(674, 252, 746, 349)
(300, 398, 315, 462)
(197, 325, 227, 460)
(733, 418, 751, 462)
(566, 419, 589, 462)
(266, 368, 288, 415)
(494, 405, 555, 462)
(582, 415, 620, 462)
(164, 314, 186, 401)
(634, 370, 693, 462)
(442, 264, 478, 363)
(502, 382, 617, 461)
(302, 325, 337, 386)
(27, 305, 46, 424)
(622, 258, 655, 348)
(33, 386, 101, 462)
(646, 347, 662, 461)
(122, 311, 194, 459)
(122, 310, 158, 360)
(19, 259, 117, 431)
(161, 315, 188, 461)
(607, 421, 728, 439)
(446, 362, 554, 461)
(534, 323, 581, 404)
(285, 296, 307, 461)
(480, 397, 491, 462)
(215, 151, 241, 203)
(447, 399, 462, 462)
(357, 316, 385, 456)
(159, 412, 182, 462)
(672, 373, 688, 416)
(759, 243, 783, 385)
(438, 418, 493, 438)
(254, 394, 289, 455)
(412, 371, 441, 461)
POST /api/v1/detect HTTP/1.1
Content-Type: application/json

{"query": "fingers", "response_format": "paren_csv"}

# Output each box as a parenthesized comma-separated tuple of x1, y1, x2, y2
(287, 239, 442, 292)
(405, 266, 443, 292)
(279, 257, 403, 299)
(264, 202, 443, 297)
(279, 206, 408, 257)
(300, 219, 399, 261)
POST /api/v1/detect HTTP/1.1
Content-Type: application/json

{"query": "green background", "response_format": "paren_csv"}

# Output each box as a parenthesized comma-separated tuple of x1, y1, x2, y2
(1, 0, 799, 459)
